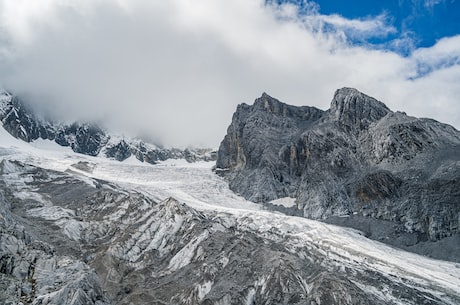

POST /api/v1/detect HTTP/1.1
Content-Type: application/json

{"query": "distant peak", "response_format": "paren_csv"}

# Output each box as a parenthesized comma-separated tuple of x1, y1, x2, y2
(261, 92, 272, 99)
(0, 89, 12, 100)
(254, 92, 286, 110)
(257, 92, 280, 104)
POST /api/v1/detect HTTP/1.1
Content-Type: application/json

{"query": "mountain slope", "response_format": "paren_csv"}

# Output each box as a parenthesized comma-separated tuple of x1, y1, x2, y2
(216, 88, 460, 260)
(1, 135, 459, 305)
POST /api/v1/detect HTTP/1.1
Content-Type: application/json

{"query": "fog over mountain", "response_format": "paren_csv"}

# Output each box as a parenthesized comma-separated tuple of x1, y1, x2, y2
(1, 2, 460, 304)
(1, 86, 460, 304)
(1, 0, 459, 147)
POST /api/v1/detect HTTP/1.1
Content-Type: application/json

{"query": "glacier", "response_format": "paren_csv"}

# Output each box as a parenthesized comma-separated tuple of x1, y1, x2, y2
(0, 125, 460, 304)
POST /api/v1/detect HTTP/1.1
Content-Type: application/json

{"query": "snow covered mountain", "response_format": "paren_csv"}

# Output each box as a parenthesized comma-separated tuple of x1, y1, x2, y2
(1, 89, 460, 304)
(0, 90, 216, 164)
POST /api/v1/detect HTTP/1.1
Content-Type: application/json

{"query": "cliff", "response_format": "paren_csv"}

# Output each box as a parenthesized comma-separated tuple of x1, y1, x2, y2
(217, 88, 460, 258)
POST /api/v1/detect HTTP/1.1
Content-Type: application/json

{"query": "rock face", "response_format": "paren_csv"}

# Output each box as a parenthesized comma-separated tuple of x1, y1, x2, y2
(0, 90, 216, 163)
(217, 88, 460, 257)
(1, 159, 459, 305)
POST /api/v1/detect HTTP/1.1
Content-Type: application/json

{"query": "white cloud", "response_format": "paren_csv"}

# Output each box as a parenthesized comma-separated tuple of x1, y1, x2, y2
(409, 35, 460, 77)
(0, 0, 458, 147)
(423, 0, 445, 9)
(310, 12, 396, 40)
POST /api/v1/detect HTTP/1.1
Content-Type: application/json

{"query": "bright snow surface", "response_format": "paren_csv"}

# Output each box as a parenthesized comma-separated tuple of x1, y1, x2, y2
(1, 126, 460, 297)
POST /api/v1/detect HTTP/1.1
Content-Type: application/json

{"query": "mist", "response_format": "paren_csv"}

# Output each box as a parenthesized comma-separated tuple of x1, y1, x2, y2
(1, 0, 459, 147)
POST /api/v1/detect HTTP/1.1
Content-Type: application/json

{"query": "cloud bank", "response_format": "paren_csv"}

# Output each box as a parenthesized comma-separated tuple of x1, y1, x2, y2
(0, 0, 459, 147)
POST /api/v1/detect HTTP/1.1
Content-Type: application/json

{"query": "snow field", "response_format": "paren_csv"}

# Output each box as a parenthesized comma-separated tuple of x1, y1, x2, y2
(1, 131, 460, 299)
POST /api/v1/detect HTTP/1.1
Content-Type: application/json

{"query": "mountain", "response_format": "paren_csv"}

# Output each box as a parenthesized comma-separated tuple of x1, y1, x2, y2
(216, 88, 460, 260)
(0, 90, 216, 163)
(1, 88, 460, 304)
(1, 134, 459, 305)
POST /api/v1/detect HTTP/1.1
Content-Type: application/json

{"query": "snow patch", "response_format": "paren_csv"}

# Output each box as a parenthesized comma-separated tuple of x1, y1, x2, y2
(167, 230, 210, 273)
(219, 255, 229, 268)
(121, 155, 145, 165)
(197, 280, 213, 301)
(245, 288, 256, 305)
(30, 138, 73, 153)
(56, 219, 89, 241)
(27, 206, 88, 240)
(156, 158, 214, 168)
(269, 197, 297, 208)
(27, 206, 75, 220)
(121, 212, 185, 263)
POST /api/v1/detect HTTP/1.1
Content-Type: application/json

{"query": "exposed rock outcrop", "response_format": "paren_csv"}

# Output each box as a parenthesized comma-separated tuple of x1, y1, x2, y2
(217, 88, 460, 255)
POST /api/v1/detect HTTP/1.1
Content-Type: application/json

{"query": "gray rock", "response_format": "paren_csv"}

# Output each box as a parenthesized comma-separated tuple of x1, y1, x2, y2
(1, 160, 458, 304)
(216, 88, 460, 259)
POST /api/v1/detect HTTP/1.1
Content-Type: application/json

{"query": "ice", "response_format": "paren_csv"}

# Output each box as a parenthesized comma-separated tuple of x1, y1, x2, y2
(27, 206, 76, 220)
(27, 206, 88, 240)
(56, 219, 89, 241)
(197, 281, 213, 301)
(19, 125, 27, 137)
(120, 210, 185, 263)
(219, 256, 229, 268)
(1, 126, 460, 299)
(269, 197, 297, 208)
(245, 288, 256, 305)
(120, 155, 143, 165)
(30, 138, 74, 153)
(167, 230, 210, 273)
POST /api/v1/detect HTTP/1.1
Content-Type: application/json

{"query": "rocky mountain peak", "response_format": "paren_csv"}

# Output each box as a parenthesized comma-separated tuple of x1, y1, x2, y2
(217, 88, 460, 259)
(329, 87, 391, 132)
(252, 92, 324, 122)
(253, 92, 289, 114)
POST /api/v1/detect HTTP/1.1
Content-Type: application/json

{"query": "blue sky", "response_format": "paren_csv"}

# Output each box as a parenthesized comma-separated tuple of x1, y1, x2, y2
(0, 0, 459, 146)
(271, 0, 460, 55)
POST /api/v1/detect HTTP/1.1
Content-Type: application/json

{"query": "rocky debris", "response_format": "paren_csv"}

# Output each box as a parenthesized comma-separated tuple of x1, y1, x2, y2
(1, 159, 459, 304)
(0, 90, 216, 163)
(216, 88, 460, 259)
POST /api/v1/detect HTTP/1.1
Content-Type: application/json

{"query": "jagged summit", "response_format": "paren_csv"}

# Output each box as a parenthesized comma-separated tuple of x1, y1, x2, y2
(253, 92, 324, 120)
(253, 88, 392, 131)
(330, 87, 390, 112)
(256, 91, 316, 109)
(329, 87, 392, 132)
(253, 92, 294, 113)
